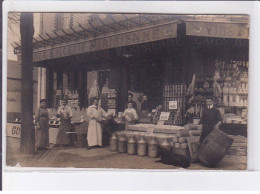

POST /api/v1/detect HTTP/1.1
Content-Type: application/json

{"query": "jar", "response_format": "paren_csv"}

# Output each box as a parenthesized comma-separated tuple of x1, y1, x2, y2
(109, 133, 118, 152)
(118, 135, 127, 153)
(148, 138, 158, 158)
(127, 136, 136, 155)
(137, 137, 147, 156)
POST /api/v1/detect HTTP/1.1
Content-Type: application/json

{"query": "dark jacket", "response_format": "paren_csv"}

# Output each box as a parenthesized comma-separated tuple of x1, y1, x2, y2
(199, 106, 222, 143)
(141, 100, 150, 112)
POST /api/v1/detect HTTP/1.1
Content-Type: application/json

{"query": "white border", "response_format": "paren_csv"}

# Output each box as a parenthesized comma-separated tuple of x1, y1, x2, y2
(2, 0, 260, 190)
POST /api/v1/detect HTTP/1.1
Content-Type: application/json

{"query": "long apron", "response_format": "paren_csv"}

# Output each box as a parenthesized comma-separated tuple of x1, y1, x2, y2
(124, 111, 135, 129)
(56, 115, 71, 145)
(36, 112, 49, 148)
(87, 119, 102, 146)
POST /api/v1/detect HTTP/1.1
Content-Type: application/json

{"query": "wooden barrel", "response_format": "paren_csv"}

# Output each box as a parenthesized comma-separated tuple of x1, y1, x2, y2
(197, 128, 234, 167)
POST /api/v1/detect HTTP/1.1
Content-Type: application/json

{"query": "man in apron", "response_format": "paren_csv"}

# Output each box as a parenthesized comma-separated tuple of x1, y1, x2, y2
(87, 97, 108, 149)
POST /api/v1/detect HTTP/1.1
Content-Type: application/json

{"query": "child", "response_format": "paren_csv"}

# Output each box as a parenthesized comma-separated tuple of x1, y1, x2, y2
(122, 101, 138, 128)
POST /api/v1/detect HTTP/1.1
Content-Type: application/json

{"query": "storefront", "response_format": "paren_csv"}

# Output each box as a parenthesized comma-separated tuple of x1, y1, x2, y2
(13, 14, 249, 139)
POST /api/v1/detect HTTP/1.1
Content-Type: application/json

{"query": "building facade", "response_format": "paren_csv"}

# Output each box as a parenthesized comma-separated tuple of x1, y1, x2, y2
(13, 13, 249, 129)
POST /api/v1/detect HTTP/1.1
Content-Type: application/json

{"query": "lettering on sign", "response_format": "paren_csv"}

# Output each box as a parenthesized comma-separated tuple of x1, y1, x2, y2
(6, 123, 21, 138)
(186, 21, 249, 39)
(32, 23, 177, 62)
(159, 112, 170, 121)
(12, 125, 21, 135)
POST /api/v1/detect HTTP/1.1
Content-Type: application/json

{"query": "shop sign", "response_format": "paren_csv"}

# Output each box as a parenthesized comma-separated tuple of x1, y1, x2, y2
(169, 101, 178, 110)
(159, 112, 170, 121)
(6, 123, 21, 138)
(186, 21, 249, 39)
(32, 23, 177, 62)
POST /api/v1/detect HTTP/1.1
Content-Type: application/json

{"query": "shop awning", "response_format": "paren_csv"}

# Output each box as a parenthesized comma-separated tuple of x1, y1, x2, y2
(13, 14, 249, 62)
(14, 14, 179, 62)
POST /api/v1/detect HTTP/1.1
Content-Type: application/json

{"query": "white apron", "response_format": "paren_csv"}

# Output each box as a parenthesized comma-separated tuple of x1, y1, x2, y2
(87, 105, 107, 147)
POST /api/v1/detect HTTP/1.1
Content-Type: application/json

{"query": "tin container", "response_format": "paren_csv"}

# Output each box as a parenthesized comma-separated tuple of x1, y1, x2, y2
(109, 133, 118, 152)
(127, 136, 136, 155)
(137, 137, 147, 156)
(148, 138, 158, 158)
(118, 135, 127, 153)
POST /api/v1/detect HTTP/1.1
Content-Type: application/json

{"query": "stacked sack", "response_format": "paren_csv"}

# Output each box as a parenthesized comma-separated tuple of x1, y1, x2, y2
(172, 124, 202, 159)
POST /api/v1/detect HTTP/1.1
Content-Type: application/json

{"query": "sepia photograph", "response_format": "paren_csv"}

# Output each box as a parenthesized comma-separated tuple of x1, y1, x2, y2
(6, 11, 249, 170)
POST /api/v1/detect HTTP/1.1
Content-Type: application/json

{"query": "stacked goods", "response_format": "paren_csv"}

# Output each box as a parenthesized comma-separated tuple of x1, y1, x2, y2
(163, 84, 186, 125)
(101, 85, 109, 111)
(67, 90, 80, 109)
(174, 126, 201, 159)
(107, 89, 117, 116)
(226, 135, 247, 156)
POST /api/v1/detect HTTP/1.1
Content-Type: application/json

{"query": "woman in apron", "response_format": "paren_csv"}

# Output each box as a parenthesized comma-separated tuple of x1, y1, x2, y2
(123, 101, 138, 128)
(56, 99, 73, 147)
(35, 99, 49, 150)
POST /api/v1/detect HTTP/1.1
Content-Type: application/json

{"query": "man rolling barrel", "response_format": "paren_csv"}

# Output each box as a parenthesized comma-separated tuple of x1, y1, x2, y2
(199, 96, 222, 144)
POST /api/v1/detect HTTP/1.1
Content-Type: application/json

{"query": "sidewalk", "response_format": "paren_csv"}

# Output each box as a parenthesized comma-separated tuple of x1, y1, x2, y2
(6, 137, 247, 170)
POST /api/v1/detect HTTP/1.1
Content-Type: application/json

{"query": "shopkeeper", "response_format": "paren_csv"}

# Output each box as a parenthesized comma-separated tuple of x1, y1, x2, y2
(123, 101, 138, 128)
(35, 99, 49, 150)
(125, 93, 137, 110)
(56, 99, 73, 147)
(199, 96, 222, 144)
(87, 97, 109, 149)
(140, 94, 150, 117)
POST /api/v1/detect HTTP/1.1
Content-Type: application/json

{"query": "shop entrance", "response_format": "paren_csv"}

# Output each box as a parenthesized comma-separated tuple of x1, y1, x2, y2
(127, 56, 164, 111)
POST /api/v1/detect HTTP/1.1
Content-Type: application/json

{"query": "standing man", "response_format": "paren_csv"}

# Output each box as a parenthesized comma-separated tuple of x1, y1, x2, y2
(199, 96, 222, 144)
(87, 97, 108, 149)
(140, 94, 150, 117)
(125, 93, 137, 110)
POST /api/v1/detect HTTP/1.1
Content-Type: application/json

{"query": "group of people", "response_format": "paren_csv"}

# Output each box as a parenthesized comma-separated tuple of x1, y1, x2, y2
(34, 93, 222, 153)
(34, 92, 150, 151)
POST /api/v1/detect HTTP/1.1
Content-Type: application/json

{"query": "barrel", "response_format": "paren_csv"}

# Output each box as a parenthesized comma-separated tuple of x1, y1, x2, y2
(197, 128, 234, 167)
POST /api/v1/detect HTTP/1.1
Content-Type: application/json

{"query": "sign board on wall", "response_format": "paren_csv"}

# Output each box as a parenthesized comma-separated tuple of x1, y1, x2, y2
(169, 101, 178, 110)
(6, 123, 21, 138)
(159, 112, 170, 121)
(6, 123, 59, 144)
(186, 21, 249, 39)
(30, 22, 177, 62)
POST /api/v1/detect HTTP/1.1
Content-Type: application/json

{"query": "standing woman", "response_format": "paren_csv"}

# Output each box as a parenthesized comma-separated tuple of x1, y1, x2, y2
(35, 99, 49, 150)
(56, 99, 73, 147)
